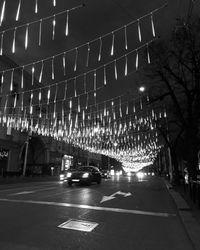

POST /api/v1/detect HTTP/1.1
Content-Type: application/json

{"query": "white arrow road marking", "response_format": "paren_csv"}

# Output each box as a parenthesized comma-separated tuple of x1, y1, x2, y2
(100, 190, 132, 203)
(100, 196, 116, 203)
(0, 198, 176, 218)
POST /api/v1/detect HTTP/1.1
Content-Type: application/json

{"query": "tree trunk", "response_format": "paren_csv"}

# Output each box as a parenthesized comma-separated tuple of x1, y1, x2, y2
(170, 146, 180, 184)
(185, 127, 198, 181)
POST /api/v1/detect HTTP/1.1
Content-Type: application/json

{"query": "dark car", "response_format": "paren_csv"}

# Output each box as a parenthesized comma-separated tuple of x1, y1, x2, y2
(64, 166, 102, 186)
(100, 169, 110, 178)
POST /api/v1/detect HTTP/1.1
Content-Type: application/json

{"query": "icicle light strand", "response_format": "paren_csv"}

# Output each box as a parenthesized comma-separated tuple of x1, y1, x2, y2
(0, 4, 166, 74)
(0, 38, 157, 99)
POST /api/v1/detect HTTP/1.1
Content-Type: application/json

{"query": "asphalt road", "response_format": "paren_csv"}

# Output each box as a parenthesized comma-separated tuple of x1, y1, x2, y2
(0, 175, 195, 250)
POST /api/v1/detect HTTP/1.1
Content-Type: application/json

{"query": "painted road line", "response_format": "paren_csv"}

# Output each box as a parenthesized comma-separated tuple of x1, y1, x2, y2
(8, 187, 57, 196)
(0, 198, 176, 218)
(0, 183, 58, 193)
(8, 191, 36, 196)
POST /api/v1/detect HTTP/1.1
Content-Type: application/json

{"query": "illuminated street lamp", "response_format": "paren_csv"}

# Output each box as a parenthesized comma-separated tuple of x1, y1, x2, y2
(139, 86, 145, 92)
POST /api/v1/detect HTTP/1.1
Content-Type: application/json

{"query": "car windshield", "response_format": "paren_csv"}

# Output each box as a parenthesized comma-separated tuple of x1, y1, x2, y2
(78, 166, 97, 172)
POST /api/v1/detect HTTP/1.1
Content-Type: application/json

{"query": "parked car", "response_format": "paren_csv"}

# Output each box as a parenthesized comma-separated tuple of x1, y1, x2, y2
(64, 166, 102, 186)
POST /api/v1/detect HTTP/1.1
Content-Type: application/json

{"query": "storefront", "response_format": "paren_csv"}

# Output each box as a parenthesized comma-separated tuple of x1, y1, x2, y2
(61, 155, 73, 172)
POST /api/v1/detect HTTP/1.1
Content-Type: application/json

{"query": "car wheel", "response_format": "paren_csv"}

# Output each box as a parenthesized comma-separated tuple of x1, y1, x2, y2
(68, 181, 72, 186)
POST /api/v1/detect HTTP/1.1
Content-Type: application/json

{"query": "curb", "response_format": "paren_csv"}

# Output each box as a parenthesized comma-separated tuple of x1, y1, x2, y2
(165, 180, 200, 250)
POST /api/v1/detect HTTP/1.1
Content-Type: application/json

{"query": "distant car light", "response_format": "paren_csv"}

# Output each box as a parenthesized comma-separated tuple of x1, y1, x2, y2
(127, 172, 131, 177)
(136, 172, 144, 179)
(82, 172, 89, 178)
(59, 174, 64, 181)
(110, 169, 115, 176)
(67, 172, 72, 178)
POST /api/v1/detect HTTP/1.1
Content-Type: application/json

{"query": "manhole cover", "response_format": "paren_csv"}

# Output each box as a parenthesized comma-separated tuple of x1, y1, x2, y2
(58, 219, 98, 232)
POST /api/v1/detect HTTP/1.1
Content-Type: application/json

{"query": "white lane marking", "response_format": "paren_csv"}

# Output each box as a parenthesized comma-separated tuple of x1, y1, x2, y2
(9, 191, 36, 196)
(0, 198, 176, 218)
(0, 184, 58, 193)
(8, 187, 57, 196)
(0, 185, 57, 193)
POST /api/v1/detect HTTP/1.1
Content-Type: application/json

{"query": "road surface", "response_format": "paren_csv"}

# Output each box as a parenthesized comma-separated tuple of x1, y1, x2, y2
(0, 175, 195, 250)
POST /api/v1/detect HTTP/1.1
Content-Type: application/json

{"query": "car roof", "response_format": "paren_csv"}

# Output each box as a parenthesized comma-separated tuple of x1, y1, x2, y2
(78, 166, 99, 171)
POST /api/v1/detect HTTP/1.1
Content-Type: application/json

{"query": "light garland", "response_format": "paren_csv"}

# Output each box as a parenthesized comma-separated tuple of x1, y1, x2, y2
(0, 38, 157, 102)
(0, 2, 168, 170)
(0, 3, 167, 75)
(0, 3, 84, 54)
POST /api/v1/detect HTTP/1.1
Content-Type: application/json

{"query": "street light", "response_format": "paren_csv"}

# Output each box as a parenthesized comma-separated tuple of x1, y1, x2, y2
(139, 86, 145, 92)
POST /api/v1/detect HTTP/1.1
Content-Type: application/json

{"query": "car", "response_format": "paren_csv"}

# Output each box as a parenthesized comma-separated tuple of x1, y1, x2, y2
(100, 169, 110, 178)
(64, 166, 102, 186)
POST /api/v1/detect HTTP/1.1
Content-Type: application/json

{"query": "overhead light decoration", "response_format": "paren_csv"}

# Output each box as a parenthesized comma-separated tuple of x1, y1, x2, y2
(0, 3, 168, 172)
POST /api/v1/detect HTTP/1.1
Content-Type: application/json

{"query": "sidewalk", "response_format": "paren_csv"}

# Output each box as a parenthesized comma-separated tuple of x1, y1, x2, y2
(0, 175, 59, 185)
(165, 179, 200, 250)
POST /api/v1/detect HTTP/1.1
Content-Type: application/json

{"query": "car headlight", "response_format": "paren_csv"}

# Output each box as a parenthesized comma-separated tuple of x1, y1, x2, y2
(67, 172, 72, 178)
(82, 172, 89, 178)
(136, 172, 144, 179)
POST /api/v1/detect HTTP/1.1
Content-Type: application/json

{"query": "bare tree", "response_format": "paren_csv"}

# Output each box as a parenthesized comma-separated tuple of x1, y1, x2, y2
(143, 17, 200, 181)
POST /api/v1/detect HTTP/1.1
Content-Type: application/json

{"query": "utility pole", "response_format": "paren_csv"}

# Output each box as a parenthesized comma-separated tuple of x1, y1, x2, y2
(22, 132, 31, 177)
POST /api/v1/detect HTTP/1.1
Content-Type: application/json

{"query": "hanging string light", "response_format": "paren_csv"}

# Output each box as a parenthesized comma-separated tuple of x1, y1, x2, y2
(31, 63, 35, 85)
(135, 50, 139, 70)
(74, 78, 77, 97)
(10, 69, 14, 91)
(63, 80, 67, 101)
(114, 60, 118, 80)
(86, 43, 90, 67)
(38, 19, 42, 46)
(65, 10, 69, 36)
(24, 24, 29, 50)
(137, 20, 142, 42)
(0, 0, 5, 26)
(16, 0, 21, 21)
(52, 15, 56, 40)
(146, 44, 151, 64)
(74, 48, 78, 71)
(21, 66, 24, 89)
(0, 31, 4, 55)
(110, 32, 115, 56)
(0, 71, 4, 93)
(62, 52, 66, 75)
(124, 56, 128, 76)
(151, 13, 156, 37)
(124, 25, 128, 50)
(35, 0, 38, 14)
(53, 0, 56, 7)
(39, 61, 44, 83)
(51, 57, 55, 80)
(98, 37, 102, 62)
(12, 28, 17, 54)
(103, 66, 107, 86)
